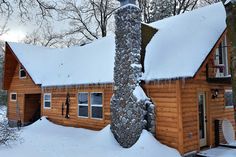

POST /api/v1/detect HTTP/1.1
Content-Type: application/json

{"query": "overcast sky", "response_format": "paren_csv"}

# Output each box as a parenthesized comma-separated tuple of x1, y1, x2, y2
(0, 1, 68, 43)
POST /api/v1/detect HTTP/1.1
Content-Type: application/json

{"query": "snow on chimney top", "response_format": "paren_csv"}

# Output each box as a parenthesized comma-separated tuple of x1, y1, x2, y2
(118, 0, 136, 6)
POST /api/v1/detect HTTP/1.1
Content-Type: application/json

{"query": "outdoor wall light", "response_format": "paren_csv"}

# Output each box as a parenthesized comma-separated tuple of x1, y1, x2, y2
(211, 89, 219, 99)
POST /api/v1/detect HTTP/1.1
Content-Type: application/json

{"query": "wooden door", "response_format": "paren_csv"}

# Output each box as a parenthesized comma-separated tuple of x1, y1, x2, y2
(198, 93, 207, 147)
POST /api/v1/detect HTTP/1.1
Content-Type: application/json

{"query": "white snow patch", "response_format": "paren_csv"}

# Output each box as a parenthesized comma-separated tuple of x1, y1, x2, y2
(131, 63, 142, 68)
(198, 146, 236, 157)
(133, 86, 149, 101)
(0, 117, 181, 157)
(143, 2, 226, 81)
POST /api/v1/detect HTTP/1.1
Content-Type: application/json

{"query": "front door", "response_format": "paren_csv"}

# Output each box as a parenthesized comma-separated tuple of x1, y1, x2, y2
(198, 93, 207, 147)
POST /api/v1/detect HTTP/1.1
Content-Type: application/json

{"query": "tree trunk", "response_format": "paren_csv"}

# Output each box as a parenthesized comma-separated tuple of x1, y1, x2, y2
(225, 2, 236, 124)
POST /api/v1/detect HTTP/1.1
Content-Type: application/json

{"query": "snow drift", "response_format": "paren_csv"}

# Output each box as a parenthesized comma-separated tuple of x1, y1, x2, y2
(0, 117, 181, 157)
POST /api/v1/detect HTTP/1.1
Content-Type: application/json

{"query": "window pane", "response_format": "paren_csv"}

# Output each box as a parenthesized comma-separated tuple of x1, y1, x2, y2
(20, 69, 26, 77)
(44, 101, 51, 108)
(225, 91, 233, 107)
(44, 94, 51, 101)
(11, 94, 16, 100)
(219, 43, 223, 64)
(91, 106, 103, 119)
(91, 93, 102, 105)
(78, 106, 88, 117)
(78, 93, 88, 104)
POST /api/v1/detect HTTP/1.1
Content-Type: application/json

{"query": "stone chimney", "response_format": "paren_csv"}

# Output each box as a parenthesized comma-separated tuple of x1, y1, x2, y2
(110, 0, 147, 148)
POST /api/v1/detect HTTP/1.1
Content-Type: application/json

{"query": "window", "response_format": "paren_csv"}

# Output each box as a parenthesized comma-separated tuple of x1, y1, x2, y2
(91, 93, 103, 119)
(44, 93, 51, 109)
(77, 92, 103, 119)
(10, 93, 17, 101)
(215, 37, 229, 77)
(19, 66, 26, 78)
(78, 93, 88, 118)
(224, 90, 233, 108)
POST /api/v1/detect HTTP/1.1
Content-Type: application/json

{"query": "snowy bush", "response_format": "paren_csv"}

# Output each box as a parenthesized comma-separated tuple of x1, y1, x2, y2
(0, 106, 19, 146)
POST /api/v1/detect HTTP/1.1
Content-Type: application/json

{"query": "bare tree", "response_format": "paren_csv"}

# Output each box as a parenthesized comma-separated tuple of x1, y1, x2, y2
(0, 106, 19, 146)
(57, 0, 118, 42)
(0, 19, 9, 37)
(137, 0, 220, 23)
(24, 24, 64, 48)
(200, 0, 220, 5)
(225, 1, 236, 123)
(0, 0, 57, 20)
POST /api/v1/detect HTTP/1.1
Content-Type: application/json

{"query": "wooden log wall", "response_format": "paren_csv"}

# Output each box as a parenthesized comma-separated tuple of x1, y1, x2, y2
(180, 79, 234, 154)
(7, 63, 41, 124)
(143, 81, 183, 153)
(42, 85, 113, 130)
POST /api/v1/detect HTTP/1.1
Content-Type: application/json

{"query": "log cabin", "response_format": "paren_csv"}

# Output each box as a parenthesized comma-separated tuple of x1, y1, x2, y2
(2, 2, 235, 156)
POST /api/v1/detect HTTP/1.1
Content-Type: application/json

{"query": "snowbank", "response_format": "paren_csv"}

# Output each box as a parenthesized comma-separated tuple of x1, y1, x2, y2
(0, 117, 181, 157)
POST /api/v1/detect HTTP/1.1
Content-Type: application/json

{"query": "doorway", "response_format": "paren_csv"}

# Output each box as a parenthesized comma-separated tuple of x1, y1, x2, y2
(24, 94, 41, 125)
(198, 92, 207, 147)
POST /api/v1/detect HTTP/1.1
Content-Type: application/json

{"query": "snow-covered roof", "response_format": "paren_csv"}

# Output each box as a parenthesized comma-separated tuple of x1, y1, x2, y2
(142, 2, 226, 81)
(7, 2, 226, 87)
(8, 36, 115, 87)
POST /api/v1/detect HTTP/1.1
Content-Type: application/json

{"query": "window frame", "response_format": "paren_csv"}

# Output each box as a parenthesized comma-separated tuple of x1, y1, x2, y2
(43, 93, 51, 109)
(215, 36, 229, 77)
(19, 66, 27, 79)
(90, 92, 103, 120)
(78, 92, 89, 118)
(10, 92, 17, 102)
(224, 89, 234, 109)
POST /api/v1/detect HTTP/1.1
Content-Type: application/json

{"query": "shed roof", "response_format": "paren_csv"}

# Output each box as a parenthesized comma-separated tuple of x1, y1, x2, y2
(7, 2, 226, 87)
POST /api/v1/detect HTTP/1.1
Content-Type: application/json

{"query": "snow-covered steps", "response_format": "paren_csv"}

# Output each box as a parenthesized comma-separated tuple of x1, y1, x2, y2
(196, 146, 236, 157)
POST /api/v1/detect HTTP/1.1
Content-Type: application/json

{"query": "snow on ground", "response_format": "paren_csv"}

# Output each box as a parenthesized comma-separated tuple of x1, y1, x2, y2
(0, 117, 181, 157)
(198, 146, 236, 157)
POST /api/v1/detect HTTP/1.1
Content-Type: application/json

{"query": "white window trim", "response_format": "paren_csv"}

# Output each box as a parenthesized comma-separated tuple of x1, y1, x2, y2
(90, 92, 103, 120)
(223, 37, 229, 76)
(78, 92, 89, 118)
(10, 92, 17, 102)
(43, 93, 51, 109)
(19, 66, 26, 79)
(215, 36, 229, 77)
(224, 89, 234, 109)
